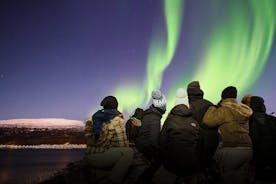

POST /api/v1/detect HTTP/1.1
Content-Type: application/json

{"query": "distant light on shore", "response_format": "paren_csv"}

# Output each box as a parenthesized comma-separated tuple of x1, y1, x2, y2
(0, 144, 87, 149)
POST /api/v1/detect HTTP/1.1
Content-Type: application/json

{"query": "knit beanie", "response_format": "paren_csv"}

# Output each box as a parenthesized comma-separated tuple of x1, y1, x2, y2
(187, 81, 204, 97)
(100, 96, 118, 109)
(175, 88, 189, 107)
(152, 89, 166, 111)
(221, 86, 237, 99)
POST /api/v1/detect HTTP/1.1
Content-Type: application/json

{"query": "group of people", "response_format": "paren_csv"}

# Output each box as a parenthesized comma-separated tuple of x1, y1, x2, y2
(84, 81, 276, 184)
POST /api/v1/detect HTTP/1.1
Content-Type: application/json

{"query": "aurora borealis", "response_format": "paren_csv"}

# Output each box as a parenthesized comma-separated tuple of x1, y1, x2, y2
(115, 0, 184, 112)
(0, 0, 275, 120)
(117, 0, 276, 116)
(192, 0, 276, 102)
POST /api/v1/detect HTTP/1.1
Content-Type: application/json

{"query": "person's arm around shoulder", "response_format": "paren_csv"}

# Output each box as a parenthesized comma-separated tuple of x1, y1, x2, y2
(203, 105, 225, 127)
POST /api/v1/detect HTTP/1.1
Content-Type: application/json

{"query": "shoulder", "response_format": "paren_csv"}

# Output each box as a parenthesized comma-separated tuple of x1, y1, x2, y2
(222, 100, 252, 118)
(106, 115, 125, 128)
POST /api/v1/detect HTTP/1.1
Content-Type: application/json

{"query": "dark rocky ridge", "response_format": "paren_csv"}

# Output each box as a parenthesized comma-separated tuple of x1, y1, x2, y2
(0, 127, 85, 145)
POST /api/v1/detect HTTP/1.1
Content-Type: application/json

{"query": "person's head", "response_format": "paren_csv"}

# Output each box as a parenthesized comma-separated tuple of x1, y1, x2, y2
(221, 86, 237, 99)
(241, 94, 253, 106)
(152, 89, 166, 112)
(250, 96, 266, 113)
(100, 96, 118, 110)
(175, 88, 189, 108)
(133, 108, 144, 120)
(187, 81, 204, 98)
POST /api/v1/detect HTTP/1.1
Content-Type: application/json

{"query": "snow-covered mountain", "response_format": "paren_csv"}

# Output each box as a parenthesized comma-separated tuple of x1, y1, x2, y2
(0, 118, 84, 130)
(0, 119, 86, 146)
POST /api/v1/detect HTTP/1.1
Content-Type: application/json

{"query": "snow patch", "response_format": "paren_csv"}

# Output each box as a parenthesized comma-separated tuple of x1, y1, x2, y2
(0, 118, 84, 130)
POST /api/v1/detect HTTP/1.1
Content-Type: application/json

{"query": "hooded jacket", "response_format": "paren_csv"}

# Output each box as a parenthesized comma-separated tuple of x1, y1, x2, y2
(135, 105, 163, 158)
(203, 98, 253, 147)
(92, 109, 121, 140)
(159, 104, 201, 176)
(160, 104, 199, 147)
(187, 82, 218, 169)
(85, 113, 129, 154)
(249, 96, 276, 172)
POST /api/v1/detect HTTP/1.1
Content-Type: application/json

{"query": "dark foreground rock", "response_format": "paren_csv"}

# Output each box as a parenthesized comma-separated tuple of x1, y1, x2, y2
(40, 148, 151, 184)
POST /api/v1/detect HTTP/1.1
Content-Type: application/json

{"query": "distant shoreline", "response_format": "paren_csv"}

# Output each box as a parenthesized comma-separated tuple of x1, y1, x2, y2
(0, 144, 87, 149)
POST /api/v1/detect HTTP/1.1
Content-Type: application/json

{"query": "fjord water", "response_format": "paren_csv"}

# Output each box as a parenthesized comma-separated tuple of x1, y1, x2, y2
(0, 149, 85, 184)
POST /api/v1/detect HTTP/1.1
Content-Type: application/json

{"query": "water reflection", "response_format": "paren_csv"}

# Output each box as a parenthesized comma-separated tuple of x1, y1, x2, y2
(0, 149, 85, 184)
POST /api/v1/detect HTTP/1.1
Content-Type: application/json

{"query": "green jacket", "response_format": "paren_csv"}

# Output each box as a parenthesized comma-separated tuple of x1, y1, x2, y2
(203, 98, 253, 147)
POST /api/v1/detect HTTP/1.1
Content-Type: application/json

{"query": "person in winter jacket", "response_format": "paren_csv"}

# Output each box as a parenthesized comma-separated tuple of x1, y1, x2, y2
(125, 108, 144, 145)
(135, 89, 166, 160)
(247, 96, 276, 181)
(84, 96, 133, 184)
(135, 89, 166, 184)
(187, 81, 218, 178)
(160, 88, 202, 182)
(203, 86, 253, 184)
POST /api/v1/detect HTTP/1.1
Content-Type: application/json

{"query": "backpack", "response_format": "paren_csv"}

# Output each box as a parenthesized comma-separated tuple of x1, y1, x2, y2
(125, 117, 142, 143)
(250, 113, 276, 169)
(125, 108, 144, 143)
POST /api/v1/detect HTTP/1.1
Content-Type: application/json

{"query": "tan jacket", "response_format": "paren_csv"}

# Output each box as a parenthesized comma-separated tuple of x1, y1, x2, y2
(203, 98, 253, 147)
(85, 116, 129, 154)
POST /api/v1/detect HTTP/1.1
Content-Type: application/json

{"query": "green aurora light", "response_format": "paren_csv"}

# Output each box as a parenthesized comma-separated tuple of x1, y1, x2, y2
(166, 0, 276, 114)
(115, 0, 275, 116)
(191, 0, 276, 103)
(115, 0, 184, 114)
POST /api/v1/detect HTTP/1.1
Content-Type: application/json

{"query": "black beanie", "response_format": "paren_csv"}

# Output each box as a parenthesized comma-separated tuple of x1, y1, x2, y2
(187, 81, 204, 97)
(133, 108, 144, 120)
(250, 96, 266, 113)
(100, 96, 118, 109)
(221, 86, 237, 99)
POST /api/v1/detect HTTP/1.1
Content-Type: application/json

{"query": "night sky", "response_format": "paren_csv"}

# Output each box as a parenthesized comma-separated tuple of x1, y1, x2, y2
(1, 0, 276, 121)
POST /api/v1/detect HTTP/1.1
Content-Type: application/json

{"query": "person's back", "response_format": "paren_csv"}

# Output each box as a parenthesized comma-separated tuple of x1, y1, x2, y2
(160, 104, 201, 178)
(135, 89, 166, 184)
(249, 96, 276, 181)
(84, 96, 133, 184)
(135, 89, 166, 160)
(187, 81, 218, 178)
(203, 86, 253, 184)
(187, 81, 213, 122)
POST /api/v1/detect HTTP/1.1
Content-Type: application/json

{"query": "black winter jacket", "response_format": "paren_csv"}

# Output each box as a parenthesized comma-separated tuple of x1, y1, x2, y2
(135, 105, 163, 159)
(249, 96, 276, 176)
(159, 104, 201, 176)
(189, 96, 219, 167)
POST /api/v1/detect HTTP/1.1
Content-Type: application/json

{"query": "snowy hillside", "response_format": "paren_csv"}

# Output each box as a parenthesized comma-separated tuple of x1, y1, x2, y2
(0, 119, 86, 146)
(0, 118, 84, 130)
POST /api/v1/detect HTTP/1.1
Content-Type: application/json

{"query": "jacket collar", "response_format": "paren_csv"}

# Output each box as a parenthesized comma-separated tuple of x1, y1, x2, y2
(221, 98, 253, 118)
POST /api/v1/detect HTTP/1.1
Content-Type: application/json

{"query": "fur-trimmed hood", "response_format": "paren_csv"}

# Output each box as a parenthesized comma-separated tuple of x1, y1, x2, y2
(203, 98, 253, 147)
(220, 98, 253, 120)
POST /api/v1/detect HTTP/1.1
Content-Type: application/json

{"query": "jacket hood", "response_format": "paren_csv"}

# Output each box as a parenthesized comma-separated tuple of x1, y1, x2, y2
(221, 98, 253, 119)
(187, 81, 204, 99)
(170, 104, 193, 117)
(144, 105, 163, 118)
(92, 109, 121, 124)
(92, 109, 121, 140)
(250, 96, 266, 113)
